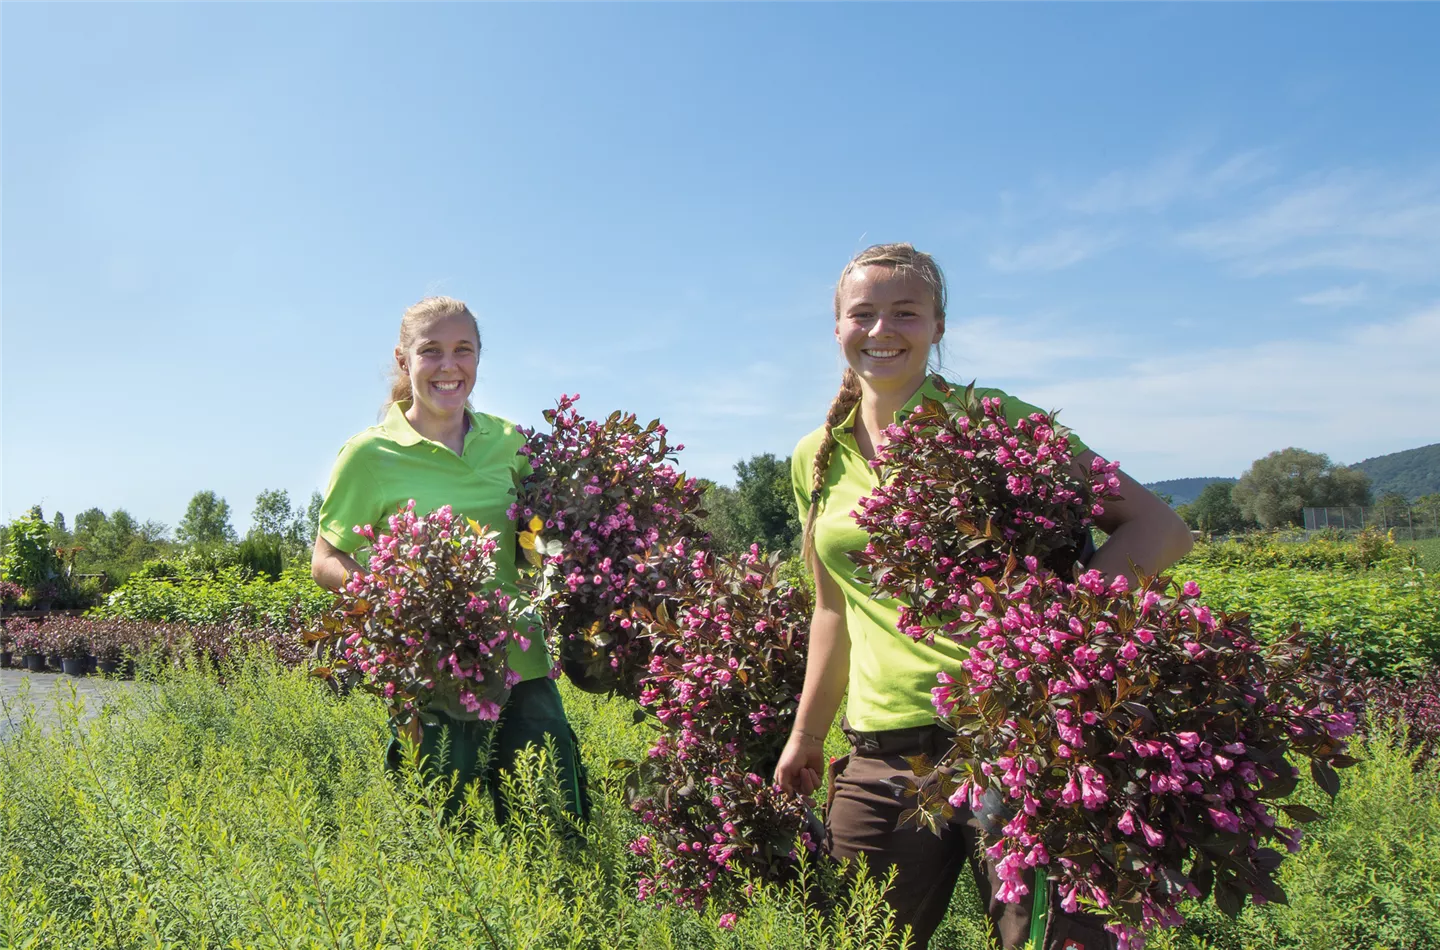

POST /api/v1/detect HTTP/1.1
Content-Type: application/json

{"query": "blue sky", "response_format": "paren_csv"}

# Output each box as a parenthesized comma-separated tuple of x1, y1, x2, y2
(4, 4, 1439, 532)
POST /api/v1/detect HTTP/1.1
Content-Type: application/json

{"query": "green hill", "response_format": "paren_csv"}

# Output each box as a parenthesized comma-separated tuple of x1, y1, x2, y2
(1351, 443, 1440, 500)
(1144, 477, 1236, 507)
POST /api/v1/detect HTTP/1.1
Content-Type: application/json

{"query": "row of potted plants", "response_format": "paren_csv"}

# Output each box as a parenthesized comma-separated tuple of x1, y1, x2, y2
(0, 616, 308, 677)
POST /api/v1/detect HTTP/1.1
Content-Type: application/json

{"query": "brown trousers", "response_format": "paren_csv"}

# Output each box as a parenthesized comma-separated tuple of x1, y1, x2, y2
(825, 724, 1115, 950)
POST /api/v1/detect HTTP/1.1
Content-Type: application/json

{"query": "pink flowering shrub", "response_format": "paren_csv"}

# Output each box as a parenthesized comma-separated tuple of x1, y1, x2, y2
(511, 394, 706, 698)
(850, 382, 1123, 641)
(924, 567, 1361, 948)
(627, 548, 816, 910)
(8, 619, 42, 656)
(316, 501, 527, 732)
(849, 387, 1364, 948)
(1363, 666, 1440, 768)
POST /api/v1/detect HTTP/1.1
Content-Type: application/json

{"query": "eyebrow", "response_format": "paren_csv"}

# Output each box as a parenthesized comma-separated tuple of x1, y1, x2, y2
(848, 299, 919, 311)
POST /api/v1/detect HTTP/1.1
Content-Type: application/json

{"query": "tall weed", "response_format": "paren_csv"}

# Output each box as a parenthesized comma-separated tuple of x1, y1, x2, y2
(0, 655, 904, 949)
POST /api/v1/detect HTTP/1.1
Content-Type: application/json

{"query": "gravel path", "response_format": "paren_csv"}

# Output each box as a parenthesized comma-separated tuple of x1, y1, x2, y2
(0, 668, 134, 742)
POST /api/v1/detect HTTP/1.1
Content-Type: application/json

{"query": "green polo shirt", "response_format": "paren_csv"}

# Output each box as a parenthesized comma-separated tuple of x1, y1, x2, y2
(320, 401, 551, 686)
(791, 377, 1089, 732)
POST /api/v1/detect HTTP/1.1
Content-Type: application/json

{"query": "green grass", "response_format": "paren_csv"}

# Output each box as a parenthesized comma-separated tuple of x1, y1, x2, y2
(0, 655, 907, 950)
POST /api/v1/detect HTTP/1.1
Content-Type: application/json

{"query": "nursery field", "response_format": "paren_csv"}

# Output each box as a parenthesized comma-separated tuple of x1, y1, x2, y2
(1, 533, 1438, 950)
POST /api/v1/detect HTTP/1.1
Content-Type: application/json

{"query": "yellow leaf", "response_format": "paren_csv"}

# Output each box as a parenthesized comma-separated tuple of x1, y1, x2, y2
(518, 531, 537, 551)
(528, 515, 544, 532)
(466, 518, 485, 535)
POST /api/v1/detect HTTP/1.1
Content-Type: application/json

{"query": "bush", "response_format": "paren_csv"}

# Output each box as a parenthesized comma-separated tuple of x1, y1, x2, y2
(1184, 530, 1412, 573)
(100, 563, 329, 628)
(629, 547, 815, 910)
(1364, 667, 1440, 769)
(1178, 563, 1440, 679)
(1144, 725, 1440, 950)
(0, 656, 905, 950)
(512, 394, 707, 698)
(236, 533, 284, 580)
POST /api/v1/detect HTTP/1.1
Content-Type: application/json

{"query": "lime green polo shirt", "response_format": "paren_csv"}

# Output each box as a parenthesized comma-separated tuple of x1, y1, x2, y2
(320, 401, 551, 685)
(791, 377, 1088, 732)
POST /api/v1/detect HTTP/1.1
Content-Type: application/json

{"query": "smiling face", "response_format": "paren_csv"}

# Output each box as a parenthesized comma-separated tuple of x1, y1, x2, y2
(834, 264, 944, 397)
(396, 311, 479, 423)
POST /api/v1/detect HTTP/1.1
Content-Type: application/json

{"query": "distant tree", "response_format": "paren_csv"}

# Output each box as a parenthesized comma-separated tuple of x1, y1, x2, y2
(1415, 493, 1440, 525)
(1154, 492, 1175, 507)
(74, 507, 108, 540)
(1177, 482, 1251, 534)
(732, 454, 802, 556)
(50, 512, 71, 546)
(700, 482, 746, 555)
(1375, 491, 1412, 526)
(1232, 448, 1372, 528)
(176, 490, 238, 547)
(250, 489, 295, 540)
(302, 490, 324, 546)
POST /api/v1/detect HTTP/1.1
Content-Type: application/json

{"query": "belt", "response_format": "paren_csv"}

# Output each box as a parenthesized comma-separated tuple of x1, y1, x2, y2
(841, 719, 951, 758)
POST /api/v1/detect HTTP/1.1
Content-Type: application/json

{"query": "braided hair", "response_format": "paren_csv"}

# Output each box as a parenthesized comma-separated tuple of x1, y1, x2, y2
(801, 243, 947, 564)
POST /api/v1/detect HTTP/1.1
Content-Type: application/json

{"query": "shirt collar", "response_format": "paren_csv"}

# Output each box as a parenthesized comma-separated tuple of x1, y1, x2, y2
(840, 374, 949, 433)
(381, 400, 488, 448)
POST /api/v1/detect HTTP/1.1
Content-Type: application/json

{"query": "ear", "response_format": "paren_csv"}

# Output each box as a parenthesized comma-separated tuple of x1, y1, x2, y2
(932, 316, 945, 346)
(394, 345, 407, 374)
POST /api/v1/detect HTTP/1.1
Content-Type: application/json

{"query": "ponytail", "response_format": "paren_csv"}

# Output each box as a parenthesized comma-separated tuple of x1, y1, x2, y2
(801, 369, 862, 565)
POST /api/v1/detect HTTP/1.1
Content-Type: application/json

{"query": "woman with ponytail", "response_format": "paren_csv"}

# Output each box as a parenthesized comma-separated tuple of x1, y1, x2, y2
(774, 246, 1191, 949)
(311, 296, 588, 824)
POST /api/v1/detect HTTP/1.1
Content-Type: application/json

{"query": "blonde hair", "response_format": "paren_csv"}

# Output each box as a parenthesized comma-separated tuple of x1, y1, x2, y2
(801, 244, 948, 563)
(385, 296, 482, 412)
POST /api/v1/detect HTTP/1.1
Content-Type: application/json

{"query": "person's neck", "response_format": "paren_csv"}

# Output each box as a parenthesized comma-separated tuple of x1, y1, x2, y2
(855, 375, 929, 458)
(405, 402, 469, 453)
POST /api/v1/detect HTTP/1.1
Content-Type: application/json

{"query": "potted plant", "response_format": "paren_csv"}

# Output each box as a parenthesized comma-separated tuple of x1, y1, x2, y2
(0, 623, 12, 668)
(93, 622, 127, 676)
(54, 620, 90, 676)
(12, 620, 46, 673)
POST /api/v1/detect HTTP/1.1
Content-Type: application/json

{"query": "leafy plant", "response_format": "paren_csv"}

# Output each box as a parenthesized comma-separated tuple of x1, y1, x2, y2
(512, 393, 707, 697)
(628, 547, 816, 910)
(849, 382, 1121, 641)
(0, 506, 63, 599)
(316, 501, 529, 734)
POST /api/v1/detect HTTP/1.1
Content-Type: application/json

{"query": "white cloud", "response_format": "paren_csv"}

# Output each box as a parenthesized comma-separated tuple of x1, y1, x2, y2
(1297, 283, 1367, 307)
(987, 229, 1120, 273)
(1067, 147, 1276, 215)
(1012, 303, 1440, 480)
(1178, 168, 1440, 278)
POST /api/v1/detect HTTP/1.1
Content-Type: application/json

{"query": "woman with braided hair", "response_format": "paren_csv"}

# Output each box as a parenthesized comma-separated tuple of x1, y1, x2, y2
(773, 244, 1192, 949)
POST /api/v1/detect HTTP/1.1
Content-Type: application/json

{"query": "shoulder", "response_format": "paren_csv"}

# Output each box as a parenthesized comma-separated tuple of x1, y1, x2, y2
(472, 411, 526, 449)
(942, 379, 1088, 453)
(332, 423, 391, 466)
(791, 424, 833, 484)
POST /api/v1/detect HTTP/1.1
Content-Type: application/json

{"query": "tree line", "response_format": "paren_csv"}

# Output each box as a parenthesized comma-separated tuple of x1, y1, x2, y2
(5, 443, 1434, 610)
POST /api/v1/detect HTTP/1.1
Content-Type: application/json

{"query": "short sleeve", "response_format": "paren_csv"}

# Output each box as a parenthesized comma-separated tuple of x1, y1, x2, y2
(993, 392, 1089, 455)
(791, 442, 814, 517)
(319, 441, 382, 554)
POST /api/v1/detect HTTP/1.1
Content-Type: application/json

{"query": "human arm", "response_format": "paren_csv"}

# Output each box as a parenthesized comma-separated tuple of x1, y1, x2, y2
(311, 534, 362, 592)
(1078, 451, 1194, 583)
(774, 563, 851, 796)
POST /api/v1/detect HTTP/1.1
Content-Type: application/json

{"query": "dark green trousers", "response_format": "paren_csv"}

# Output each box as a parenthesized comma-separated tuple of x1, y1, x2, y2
(386, 676, 590, 825)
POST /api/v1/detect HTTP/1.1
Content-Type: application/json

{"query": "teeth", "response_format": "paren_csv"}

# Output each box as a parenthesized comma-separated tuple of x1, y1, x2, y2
(433, 381, 462, 391)
(865, 349, 901, 358)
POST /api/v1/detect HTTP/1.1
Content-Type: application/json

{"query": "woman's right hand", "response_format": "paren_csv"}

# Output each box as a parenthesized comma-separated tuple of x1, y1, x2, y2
(774, 732, 826, 796)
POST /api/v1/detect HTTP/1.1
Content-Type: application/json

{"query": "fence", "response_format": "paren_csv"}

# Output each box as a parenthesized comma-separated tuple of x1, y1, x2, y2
(1303, 505, 1440, 540)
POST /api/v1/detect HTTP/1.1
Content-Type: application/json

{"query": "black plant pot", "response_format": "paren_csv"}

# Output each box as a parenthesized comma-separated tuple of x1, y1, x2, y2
(86, 654, 97, 674)
(23, 653, 45, 673)
(48, 653, 63, 673)
(61, 656, 87, 677)
(0, 649, 11, 669)
(97, 660, 119, 676)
